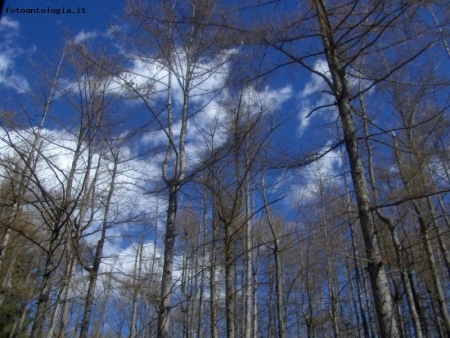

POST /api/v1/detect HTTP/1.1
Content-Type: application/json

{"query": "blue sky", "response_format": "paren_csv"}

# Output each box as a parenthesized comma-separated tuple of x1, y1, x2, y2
(0, 1, 344, 212)
(0, 0, 338, 168)
(1, 0, 125, 89)
(0, 0, 343, 274)
(3, 0, 124, 35)
(0, 0, 342, 149)
(0, 0, 344, 187)
(2, 3, 450, 337)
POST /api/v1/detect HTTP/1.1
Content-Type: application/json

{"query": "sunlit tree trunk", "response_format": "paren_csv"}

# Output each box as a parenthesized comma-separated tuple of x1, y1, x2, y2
(130, 238, 144, 338)
(209, 212, 218, 338)
(311, 1, 399, 335)
(57, 254, 76, 338)
(181, 239, 190, 338)
(223, 216, 236, 338)
(244, 132, 253, 338)
(30, 231, 65, 338)
(393, 127, 450, 336)
(252, 245, 259, 338)
(196, 184, 207, 337)
(79, 153, 118, 338)
(340, 132, 374, 338)
(262, 174, 285, 338)
(358, 80, 424, 337)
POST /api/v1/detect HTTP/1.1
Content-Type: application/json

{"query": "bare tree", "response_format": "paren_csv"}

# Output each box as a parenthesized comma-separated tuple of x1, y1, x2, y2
(249, 1, 445, 335)
(124, 1, 239, 336)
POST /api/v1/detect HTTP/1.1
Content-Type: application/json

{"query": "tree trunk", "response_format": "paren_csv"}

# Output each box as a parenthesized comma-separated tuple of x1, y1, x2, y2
(392, 133, 450, 336)
(380, 214, 424, 338)
(130, 239, 144, 338)
(58, 254, 76, 338)
(79, 155, 118, 338)
(244, 133, 253, 338)
(181, 247, 189, 338)
(157, 183, 179, 338)
(196, 184, 208, 337)
(252, 245, 259, 338)
(209, 219, 218, 338)
(244, 201, 252, 338)
(30, 225, 66, 338)
(262, 175, 285, 338)
(224, 220, 235, 338)
(312, 1, 399, 335)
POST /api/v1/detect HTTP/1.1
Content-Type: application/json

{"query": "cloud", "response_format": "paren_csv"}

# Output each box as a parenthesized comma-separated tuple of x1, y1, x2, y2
(73, 29, 100, 44)
(296, 59, 375, 138)
(128, 47, 292, 174)
(102, 240, 163, 276)
(0, 17, 20, 32)
(296, 59, 335, 137)
(300, 59, 330, 98)
(73, 26, 125, 45)
(279, 144, 342, 207)
(0, 53, 11, 73)
(0, 123, 160, 230)
(0, 16, 30, 93)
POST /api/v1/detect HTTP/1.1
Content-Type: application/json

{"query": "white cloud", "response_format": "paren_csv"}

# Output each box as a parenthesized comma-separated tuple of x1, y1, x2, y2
(280, 144, 342, 207)
(102, 240, 163, 275)
(0, 16, 29, 93)
(128, 47, 292, 175)
(300, 59, 330, 98)
(297, 59, 335, 137)
(0, 123, 174, 293)
(73, 25, 125, 45)
(0, 53, 11, 73)
(296, 59, 374, 137)
(74, 30, 100, 44)
(0, 123, 160, 228)
(0, 17, 20, 32)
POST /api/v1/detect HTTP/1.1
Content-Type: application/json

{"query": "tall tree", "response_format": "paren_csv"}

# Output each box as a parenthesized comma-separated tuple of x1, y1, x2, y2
(246, 1, 447, 335)
(124, 1, 236, 336)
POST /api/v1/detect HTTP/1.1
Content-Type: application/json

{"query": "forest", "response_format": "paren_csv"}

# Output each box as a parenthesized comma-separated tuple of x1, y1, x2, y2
(0, 0, 450, 337)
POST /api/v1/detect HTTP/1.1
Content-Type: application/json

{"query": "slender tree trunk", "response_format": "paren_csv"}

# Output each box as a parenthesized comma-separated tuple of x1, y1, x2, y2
(312, 1, 399, 335)
(0, 212, 12, 273)
(209, 171, 218, 338)
(48, 290, 63, 338)
(209, 217, 218, 338)
(345, 256, 361, 337)
(389, 219, 423, 338)
(30, 252, 56, 337)
(262, 174, 285, 338)
(0, 247, 15, 308)
(343, 165, 371, 338)
(358, 82, 423, 338)
(181, 247, 189, 338)
(196, 184, 208, 337)
(433, 193, 450, 278)
(130, 238, 144, 338)
(421, 219, 450, 335)
(393, 135, 450, 336)
(49, 252, 77, 338)
(130, 247, 139, 338)
(244, 215, 252, 338)
(30, 231, 64, 338)
(224, 219, 235, 338)
(244, 133, 252, 338)
(79, 155, 118, 338)
(11, 269, 35, 338)
(58, 254, 76, 338)
(158, 183, 179, 337)
(252, 245, 259, 338)
(318, 177, 340, 338)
